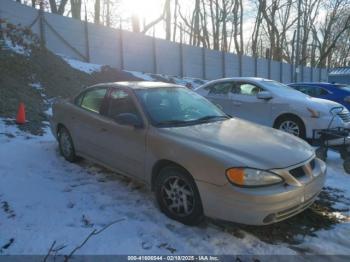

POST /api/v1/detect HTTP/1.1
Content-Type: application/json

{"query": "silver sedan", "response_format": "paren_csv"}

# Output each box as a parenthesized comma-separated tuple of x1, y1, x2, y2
(195, 77, 350, 139)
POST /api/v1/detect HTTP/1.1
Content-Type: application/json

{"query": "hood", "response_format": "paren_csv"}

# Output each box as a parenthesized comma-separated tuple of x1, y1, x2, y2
(307, 97, 347, 113)
(161, 118, 314, 169)
(283, 91, 346, 113)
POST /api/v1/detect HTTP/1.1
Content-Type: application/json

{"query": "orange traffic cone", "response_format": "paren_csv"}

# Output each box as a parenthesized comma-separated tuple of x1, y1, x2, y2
(16, 102, 26, 124)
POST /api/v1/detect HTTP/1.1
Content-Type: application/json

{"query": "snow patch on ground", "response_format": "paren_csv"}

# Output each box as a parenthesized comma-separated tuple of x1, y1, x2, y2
(126, 71, 155, 81)
(58, 55, 103, 74)
(0, 119, 297, 255)
(29, 82, 43, 90)
(4, 39, 30, 56)
(60, 56, 207, 89)
(0, 119, 350, 255)
(292, 150, 350, 254)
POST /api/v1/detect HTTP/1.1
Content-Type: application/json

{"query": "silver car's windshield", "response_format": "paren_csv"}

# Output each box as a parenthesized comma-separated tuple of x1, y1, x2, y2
(261, 80, 295, 91)
(135, 87, 229, 127)
(261, 80, 307, 96)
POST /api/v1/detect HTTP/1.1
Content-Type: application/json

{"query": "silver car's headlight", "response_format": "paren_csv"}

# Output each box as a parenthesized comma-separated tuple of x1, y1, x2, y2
(226, 168, 284, 187)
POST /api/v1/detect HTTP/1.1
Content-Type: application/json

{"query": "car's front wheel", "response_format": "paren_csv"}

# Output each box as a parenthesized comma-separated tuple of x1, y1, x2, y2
(155, 165, 203, 225)
(275, 115, 306, 139)
(58, 126, 78, 162)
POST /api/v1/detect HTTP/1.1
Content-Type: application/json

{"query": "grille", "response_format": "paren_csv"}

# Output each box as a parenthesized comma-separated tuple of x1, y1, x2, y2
(289, 158, 315, 179)
(338, 112, 350, 123)
(289, 166, 304, 178)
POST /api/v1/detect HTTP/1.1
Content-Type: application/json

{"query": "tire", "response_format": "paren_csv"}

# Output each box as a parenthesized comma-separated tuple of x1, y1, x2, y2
(58, 126, 78, 162)
(343, 158, 350, 174)
(339, 147, 349, 160)
(154, 165, 203, 225)
(315, 147, 327, 161)
(274, 115, 306, 139)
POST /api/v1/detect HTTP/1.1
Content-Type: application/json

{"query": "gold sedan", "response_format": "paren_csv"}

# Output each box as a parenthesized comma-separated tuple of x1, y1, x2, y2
(50, 82, 326, 225)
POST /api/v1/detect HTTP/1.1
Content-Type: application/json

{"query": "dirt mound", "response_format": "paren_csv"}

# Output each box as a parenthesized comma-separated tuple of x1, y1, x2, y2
(0, 19, 143, 135)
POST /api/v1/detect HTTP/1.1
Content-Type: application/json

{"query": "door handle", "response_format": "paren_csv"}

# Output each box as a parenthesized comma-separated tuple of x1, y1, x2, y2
(232, 101, 242, 106)
(100, 127, 108, 132)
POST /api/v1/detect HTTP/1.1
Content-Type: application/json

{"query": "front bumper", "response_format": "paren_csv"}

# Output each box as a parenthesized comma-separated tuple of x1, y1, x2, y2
(304, 115, 350, 139)
(196, 158, 326, 225)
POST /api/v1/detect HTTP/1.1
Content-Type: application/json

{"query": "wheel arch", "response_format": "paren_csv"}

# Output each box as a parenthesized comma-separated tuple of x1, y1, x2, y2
(151, 159, 194, 191)
(273, 113, 306, 129)
(56, 123, 66, 137)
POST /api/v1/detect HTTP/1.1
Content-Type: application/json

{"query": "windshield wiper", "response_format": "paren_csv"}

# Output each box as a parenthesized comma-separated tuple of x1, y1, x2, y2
(157, 120, 190, 126)
(194, 115, 230, 122)
(157, 115, 230, 127)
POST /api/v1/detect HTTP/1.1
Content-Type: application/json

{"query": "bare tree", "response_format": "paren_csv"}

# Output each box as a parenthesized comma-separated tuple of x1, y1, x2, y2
(312, 0, 350, 67)
(70, 0, 81, 20)
(48, 0, 68, 15)
(94, 0, 101, 24)
(165, 0, 171, 40)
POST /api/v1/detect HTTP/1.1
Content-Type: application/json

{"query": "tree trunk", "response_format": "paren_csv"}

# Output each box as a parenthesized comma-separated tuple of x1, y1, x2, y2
(94, 0, 100, 24)
(70, 0, 82, 20)
(165, 0, 171, 40)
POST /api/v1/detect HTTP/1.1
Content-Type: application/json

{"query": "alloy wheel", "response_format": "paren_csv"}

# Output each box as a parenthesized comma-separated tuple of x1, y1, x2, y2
(161, 176, 195, 217)
(279, 120, 300, 136)
(60, 130, 73, 158)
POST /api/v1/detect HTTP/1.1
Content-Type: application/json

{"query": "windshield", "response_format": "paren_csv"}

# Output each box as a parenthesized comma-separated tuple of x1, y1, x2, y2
(260, 80, 306, 96)
(135, 87, 229, 127)
(261, 80, 295, 91)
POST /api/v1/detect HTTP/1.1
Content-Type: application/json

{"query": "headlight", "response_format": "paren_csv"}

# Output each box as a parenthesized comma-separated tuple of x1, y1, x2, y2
(307, 107, 320, 118)
(344, 96, 350, 103)
(226, 168, 284, 187)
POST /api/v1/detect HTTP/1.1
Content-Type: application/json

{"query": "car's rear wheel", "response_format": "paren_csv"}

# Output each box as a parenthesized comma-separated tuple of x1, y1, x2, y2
(58, 126, 77, 162)
(275, 115, 306, 139)
(155, 165, 203, 225)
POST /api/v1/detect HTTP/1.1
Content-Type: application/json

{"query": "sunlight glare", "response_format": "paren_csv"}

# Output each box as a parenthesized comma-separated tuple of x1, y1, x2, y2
(120, 0, 163, 22)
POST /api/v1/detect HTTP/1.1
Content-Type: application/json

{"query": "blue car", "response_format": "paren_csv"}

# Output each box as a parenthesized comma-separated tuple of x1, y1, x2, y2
(288, 82, 350, 110)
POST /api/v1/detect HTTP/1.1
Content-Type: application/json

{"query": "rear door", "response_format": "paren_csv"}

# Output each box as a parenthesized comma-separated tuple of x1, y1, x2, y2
(69, 87, 110, 159)
(230, 81, 273, 125)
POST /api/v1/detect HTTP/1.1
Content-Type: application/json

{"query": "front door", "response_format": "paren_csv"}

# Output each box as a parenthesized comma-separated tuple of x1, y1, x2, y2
(230, 82, 273, 126)
(95, 88, 146, 180)
(205, 82, 234, 115)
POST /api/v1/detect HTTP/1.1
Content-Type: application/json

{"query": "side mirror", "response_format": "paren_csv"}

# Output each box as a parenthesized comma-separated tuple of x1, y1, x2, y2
(257, 91, 273, 100)
(114, 113, 143, 128)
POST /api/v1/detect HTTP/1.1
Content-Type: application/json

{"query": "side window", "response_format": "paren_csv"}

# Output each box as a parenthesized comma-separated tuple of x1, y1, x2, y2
(233, 83, 262, 96)
(74, 92, 84, 106)
(80, 88, 108, 113)
(106, 89, 140, 120)
(294, 85, 329, 96)
(317, 87, 329, 96)
(208, 82, 233, 95)
(294, 85, 311, 95)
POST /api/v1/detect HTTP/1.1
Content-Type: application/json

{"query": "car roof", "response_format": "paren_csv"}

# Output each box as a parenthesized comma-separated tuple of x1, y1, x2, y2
(87, 81, 184, 90)
(197, 77, 272, 88)
(288, 82, 337, 86)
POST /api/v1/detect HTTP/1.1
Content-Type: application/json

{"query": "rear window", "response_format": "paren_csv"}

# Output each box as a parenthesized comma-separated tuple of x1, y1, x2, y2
(336, 85, 350, 92)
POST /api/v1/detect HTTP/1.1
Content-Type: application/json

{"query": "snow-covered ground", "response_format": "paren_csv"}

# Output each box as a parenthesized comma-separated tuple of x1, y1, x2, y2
(58, 54, 104, 74)
(0, 119, 350, 256)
